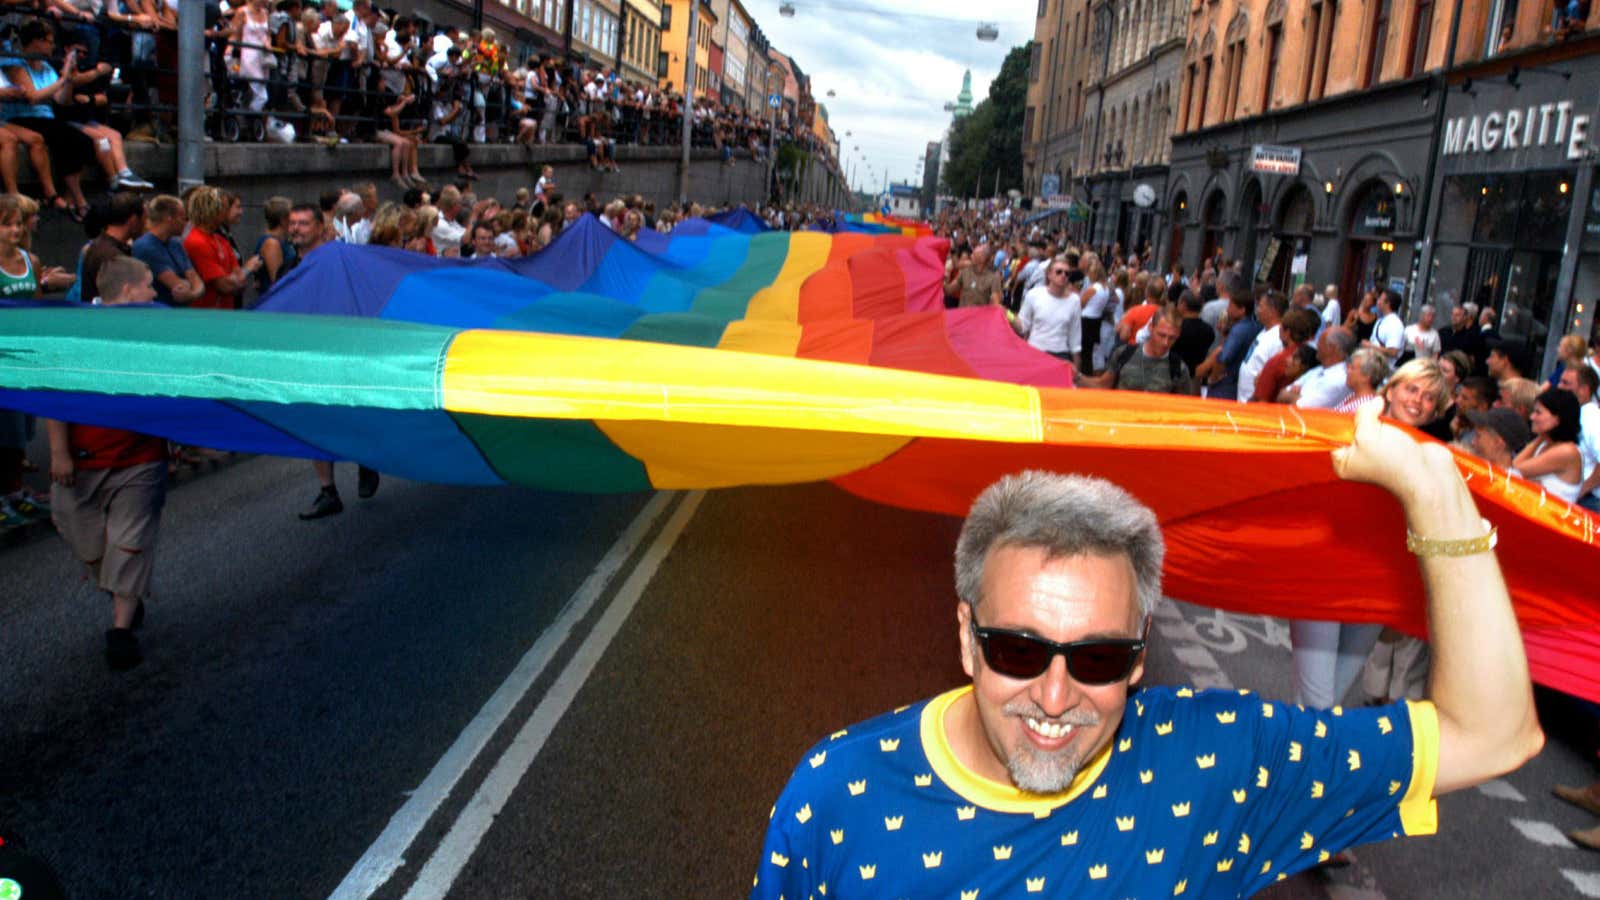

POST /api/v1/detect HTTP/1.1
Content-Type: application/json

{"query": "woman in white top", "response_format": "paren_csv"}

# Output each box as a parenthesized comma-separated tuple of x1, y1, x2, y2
(1512, 387, 1585, 504)
(1079, 257, 1111, 371)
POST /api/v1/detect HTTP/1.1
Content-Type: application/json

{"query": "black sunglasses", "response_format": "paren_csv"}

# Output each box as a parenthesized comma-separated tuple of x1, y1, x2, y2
(971, 621, 1148, 684)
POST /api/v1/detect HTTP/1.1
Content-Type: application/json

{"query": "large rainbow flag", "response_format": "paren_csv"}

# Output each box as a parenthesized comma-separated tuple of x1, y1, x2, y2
(1, 214, 1596, 701)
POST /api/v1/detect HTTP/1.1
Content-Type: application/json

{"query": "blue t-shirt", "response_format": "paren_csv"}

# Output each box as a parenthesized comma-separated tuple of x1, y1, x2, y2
(131, 233, 193, 305)
(1210, 317, 1262, 400)
(1, 62, 58, 120)
(753, 685, 1437, 900)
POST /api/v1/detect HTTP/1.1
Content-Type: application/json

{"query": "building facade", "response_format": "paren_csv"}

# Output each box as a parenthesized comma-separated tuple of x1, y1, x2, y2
(618, 0, 664, 84)
(1162, 0, 1600, 371)
(569, 0, 622, 63)
(658, 0, 717, 96)
(1077, 0, 1186, 252)
(1023, 0, 1097, 207)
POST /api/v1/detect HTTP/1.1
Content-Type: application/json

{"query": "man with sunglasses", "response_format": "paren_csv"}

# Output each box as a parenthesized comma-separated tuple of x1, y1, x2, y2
(753, 403, 1542, 898)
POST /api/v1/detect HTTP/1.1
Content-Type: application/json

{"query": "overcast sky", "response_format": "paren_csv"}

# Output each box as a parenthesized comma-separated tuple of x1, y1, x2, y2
(741, 0, 1035, 193)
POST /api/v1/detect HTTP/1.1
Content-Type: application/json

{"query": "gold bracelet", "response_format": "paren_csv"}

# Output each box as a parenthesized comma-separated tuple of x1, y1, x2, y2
(1405, 517, 1498, 557)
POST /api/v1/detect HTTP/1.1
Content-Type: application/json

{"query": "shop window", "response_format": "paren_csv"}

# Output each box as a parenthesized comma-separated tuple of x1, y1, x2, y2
(1426, 243, 1468, 311)
(1463, 246, 1509, 310)
(1438, 175, 1483, 243)
(1500, 250, 1559, 359)
(1408, 0, 1433, 76)
(1364, 0, 1392, 87)
(1472, 172, 1521, 244)
(1518, 171, 1573, 250)
(1485, 0, 1519, 56)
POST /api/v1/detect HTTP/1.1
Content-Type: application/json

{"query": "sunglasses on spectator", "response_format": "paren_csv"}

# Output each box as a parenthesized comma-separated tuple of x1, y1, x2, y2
(971, 620, 1148, 683)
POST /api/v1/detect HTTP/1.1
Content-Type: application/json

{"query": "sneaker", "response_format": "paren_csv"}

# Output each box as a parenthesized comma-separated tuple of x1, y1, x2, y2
(357, 466, 380, 499)
(298, 487, 344, 520)
(9, 491, 49, 519)
(105, 627, 142, 670)
(0, 499, 26, 528)
(118, 172, 154, 191)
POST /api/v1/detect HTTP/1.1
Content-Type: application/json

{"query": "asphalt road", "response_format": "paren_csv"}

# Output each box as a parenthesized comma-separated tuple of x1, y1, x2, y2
(2, 454, 1599, 899)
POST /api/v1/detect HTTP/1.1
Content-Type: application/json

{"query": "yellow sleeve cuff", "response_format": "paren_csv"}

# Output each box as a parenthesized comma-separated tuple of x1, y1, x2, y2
(1399, 699, 1440, 836)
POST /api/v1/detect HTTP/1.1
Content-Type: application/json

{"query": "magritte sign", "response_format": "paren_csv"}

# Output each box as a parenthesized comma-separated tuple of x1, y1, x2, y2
(1442, 99, 1593, 160)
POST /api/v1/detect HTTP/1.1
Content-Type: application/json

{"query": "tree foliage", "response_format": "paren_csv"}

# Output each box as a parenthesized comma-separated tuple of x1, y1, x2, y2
(941, 42, 1030, 199)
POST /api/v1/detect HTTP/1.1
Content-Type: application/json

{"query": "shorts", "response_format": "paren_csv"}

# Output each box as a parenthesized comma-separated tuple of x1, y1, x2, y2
(51, 461, 166, 599)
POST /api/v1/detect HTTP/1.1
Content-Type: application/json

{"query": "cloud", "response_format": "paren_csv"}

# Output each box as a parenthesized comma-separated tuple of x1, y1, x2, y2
(742, 0, 1033, 192)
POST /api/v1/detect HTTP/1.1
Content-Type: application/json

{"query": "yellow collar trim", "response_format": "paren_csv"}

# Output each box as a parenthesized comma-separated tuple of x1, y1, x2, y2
(920, 685, 1113, 814)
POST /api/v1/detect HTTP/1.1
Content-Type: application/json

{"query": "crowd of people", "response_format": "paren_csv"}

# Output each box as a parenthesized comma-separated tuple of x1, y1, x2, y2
(0, 1, 842, 211)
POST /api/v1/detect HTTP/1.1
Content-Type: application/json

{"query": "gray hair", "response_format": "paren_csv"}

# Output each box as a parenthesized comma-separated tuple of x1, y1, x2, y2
(334, 193, 364, 223)
(954, 472, 1164, 621)
(1350, 348, 1392, 388)
(1322, 325, 1356, 360)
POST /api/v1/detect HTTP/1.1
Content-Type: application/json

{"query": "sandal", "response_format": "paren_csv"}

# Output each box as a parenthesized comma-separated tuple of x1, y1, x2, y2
(68, 203, 87, 224)
(41, 194, 69, 214)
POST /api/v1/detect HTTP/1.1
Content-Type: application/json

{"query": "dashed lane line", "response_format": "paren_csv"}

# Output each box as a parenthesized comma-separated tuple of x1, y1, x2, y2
(1511, 817, 1579, 848)
(1562, 869, 1600, 898)
(400, 490, 707, 900)
(330, 491, 681, 900)
(1476, 778, 1528, 803)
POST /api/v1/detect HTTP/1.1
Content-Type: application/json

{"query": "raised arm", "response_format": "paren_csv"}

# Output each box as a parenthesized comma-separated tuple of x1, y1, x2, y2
(1331, 402, 1544, 796)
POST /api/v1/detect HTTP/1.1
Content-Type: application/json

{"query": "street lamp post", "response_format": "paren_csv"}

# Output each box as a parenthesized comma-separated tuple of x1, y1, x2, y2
(678, 0, 699, 206)
(177, 0, 204, 191)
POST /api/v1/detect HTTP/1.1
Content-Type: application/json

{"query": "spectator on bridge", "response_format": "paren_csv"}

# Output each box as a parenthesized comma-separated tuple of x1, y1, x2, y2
(132, 195, 203, 306)
(183, 185, 260, 310)
(377, 85, 426, 190)
(754, 420, 1543, 898)
(46, 255, 165, 670)
(0, 119, 62, 212)
(0, 22, 98, 220)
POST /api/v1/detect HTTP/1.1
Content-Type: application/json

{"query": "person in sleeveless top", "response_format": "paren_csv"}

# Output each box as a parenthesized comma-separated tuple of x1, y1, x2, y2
(253, 195, 297, 292)
(1512, 387, 1585, 504)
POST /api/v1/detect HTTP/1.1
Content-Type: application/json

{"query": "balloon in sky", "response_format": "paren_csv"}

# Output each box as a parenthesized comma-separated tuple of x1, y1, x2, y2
(1, 213, 1596, 700)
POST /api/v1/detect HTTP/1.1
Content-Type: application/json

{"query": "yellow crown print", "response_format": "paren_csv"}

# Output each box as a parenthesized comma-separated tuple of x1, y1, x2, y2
(957, 806, 977, 821)
(847, 780, 867, 797)
(1216, 858, 1234, 873)
(922, 851, 943, 869)
(1317, 849, 1331, 863)
(1389, 780, 1402, 796)
(1089, 864, 1109, 880)
(1232, 788, 1247, 803)
(894, 704, 910, 714)
(1119, 737, 1133, 752)
(831, 728, 849, 740)
(770, 852, 789, 867)
(1378, 715, 1393, 735)
(1260, 859, 1273, 874)
(819, 881, 827, 895)
(1140, 770, 1154, 784)
(1174, 878, 1188, 895)
(1092, 784, 1109, 799)
(1032, 808, 1052, 820)
(993, 845, 1013, 861)
(1203, 830, 1219, 846)
(1177, 687, 1194, 697)
(1116, 816, 1136, 832)
(1237, 833, 1251, 854)
(1145, 847, 1165, 864)
(795, 804, 813, 824)
(1300, 832, 1315, 850)
(1289, 741, 1303, 762)
(829, 829, 844, 845)
(1216, 711, 1237, 724)
(884, 815, 904, 831)
(1311, 781, 1324, 799)
(879, 738, 901, 752)
(1171, 801, 1191, 817)
(858, 864, 876, 880)
(914, 773, 932, 787)
(809, 751, 827, 769)
(1261, 702, 1274, 719)
(1026, 876, 1047, 892)
(1332, 705, 1344, 716)
(1134, 699, 1145, 716)
(961, 891, 980, 900)
(1348, 749, 1362, 771)
(1256, 767, 1270, 788)
(1061, 830, 1079, 846)
(1155, 721, 1174, 735)
(1195, 754, 1216, 769)
(1314, 720, 1328, 739)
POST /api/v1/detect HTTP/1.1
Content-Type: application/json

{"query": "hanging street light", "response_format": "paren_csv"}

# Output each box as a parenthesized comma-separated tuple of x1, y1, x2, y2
(976, 22, 998, 41)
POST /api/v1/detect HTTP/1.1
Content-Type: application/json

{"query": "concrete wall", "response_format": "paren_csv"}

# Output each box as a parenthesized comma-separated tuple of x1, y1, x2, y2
(24, 141, 823, 274)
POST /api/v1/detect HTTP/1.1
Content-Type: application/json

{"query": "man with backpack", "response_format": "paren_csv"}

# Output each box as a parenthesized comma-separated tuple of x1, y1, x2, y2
(1080, 309, 1197, 394)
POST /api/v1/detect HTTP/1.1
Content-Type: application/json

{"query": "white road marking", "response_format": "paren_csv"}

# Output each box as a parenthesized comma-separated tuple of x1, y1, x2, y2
(1510, 818, 1576, 848)
(1171, 644, 1222, 673)
(1561, 869, 1600, 898)
(400, 490, 706, 900)
(1476, 778, 1528, 803)
(330, 491, 681, 900)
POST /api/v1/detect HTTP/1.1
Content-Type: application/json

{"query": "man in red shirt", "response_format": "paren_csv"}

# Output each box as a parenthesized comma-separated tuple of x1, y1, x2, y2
(1115, 277, 1166, 345)
(1254, 308, 1320, 404)
(181, 186, 260, 310)
(45, 256, 164, 670)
